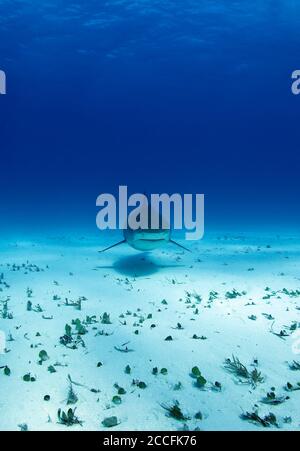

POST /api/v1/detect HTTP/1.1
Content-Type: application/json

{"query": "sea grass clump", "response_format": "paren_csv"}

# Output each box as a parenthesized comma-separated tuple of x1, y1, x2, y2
(250, 368, 265, 387)
(260, 388, 289, 405)
(240, 410, 278, 428)
(224, 356, 249, 378)
(224, 355, 264, 387)
(72, 318, 88, 335)
(60, 323, 85, 349)
(289, 360, 300, 371)
(161, 400, 190, 421)
(225, 289, 246, 299)
(66, 376, 78, 405)
(285, 381, 300, 392)
(57, 408, 82, 426)
(100, 312, 112, 324)
(0, 298, 13, 319)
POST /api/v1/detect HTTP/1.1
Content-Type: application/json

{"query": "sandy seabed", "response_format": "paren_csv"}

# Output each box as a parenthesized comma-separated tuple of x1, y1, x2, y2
(0, 232, 300, 431)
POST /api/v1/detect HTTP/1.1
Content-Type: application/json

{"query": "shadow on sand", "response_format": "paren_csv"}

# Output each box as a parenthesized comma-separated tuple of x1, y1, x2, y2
(95, 253, 185, 277)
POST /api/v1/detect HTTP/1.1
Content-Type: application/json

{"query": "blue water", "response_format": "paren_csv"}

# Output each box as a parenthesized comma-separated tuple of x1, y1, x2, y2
(1, 1, 300, 235)
(2, 3, 300, 432)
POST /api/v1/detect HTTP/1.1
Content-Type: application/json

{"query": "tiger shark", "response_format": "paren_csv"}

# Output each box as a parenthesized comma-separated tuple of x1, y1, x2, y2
(99, 206, 191, 253)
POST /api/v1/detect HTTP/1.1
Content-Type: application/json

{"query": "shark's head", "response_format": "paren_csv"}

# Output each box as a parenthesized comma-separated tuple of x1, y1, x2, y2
(99, 204, 191, 253)
(123, 204, 170, 251)
(123, 227, 170, 251)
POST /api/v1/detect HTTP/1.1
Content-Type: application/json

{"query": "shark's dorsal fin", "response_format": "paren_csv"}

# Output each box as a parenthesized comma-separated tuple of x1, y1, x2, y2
(98, 240, 126, 253)
(169, 239, 192, 253)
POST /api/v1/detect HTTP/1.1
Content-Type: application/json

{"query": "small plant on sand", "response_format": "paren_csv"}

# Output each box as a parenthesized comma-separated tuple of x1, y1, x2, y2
(83, 315, 97, 325)
(161, 400, 190, 421)
(251, 368, 265, 387)
(112, 395, 122, 405)
(32, 303, 43, 312)
(211, 381, 222, 391)
(0, 365, 11, 376)
(225, 289, 246, 299)
(72, 318, 88, 335)
(60, 324, 85, 349)
(100, 312, 112, 324)
(1, 297, 13, 319)
(124, 365, 131, 374)
(190, 367, 207, 388)
(270, 322, 289, 339)
(225, 356, 250, 379)
(281, 288, 300, 298)
(23, 373, 36, 382)
(262, 313, 274, 320)
(192, 334, 207, 340)
(224, 355, 247, 378)
(248, 315, 257, 321)
(172, 323, 184, 330)
(57, 408, 82, 426)
(224, 356, 264, 387)
(64, 298, 82, 310)
(152, 367, 168, 376)
(173, 382, 183, 391)
(7, 333, 14, 342)
(96, 329, 113, 336)
(114, 383, 126, 395)
(285, 381, 300, 392)
(185, 291, 202, 304)
(290, 361, 300, 371)
(260, 388, 289, 405)
(38, 350, 49, 365)
(208, 291, 218, 302)
(114, 344, 134, 353)
(194, 411, 203, 420)
(132, 379, 147, 389)
(65, 324, 72, 337)
(288, 321, 300, 331)
(66, 376, 78, 405)
(240, 410, 278, 428)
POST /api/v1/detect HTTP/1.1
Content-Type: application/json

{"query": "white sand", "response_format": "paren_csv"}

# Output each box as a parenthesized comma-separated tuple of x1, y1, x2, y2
(0, 231, 300, 431)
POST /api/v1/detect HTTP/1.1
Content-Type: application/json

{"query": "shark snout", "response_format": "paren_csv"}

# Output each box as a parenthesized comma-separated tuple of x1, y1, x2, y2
(135, 230, 170, 241)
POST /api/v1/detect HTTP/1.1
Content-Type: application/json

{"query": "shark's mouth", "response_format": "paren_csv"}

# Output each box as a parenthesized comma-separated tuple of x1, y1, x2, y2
(131, 235, 169, 251)
(136, 238, 166, 243)
(134, 231, 169, 242)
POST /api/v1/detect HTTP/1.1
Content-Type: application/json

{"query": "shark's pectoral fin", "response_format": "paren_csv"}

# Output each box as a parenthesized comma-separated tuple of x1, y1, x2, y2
(169, 239, 192, 253)
(98, 240, 126, 253)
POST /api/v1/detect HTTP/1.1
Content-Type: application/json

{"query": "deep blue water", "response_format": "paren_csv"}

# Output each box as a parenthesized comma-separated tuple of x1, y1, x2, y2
(1, 0, 300, 235)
